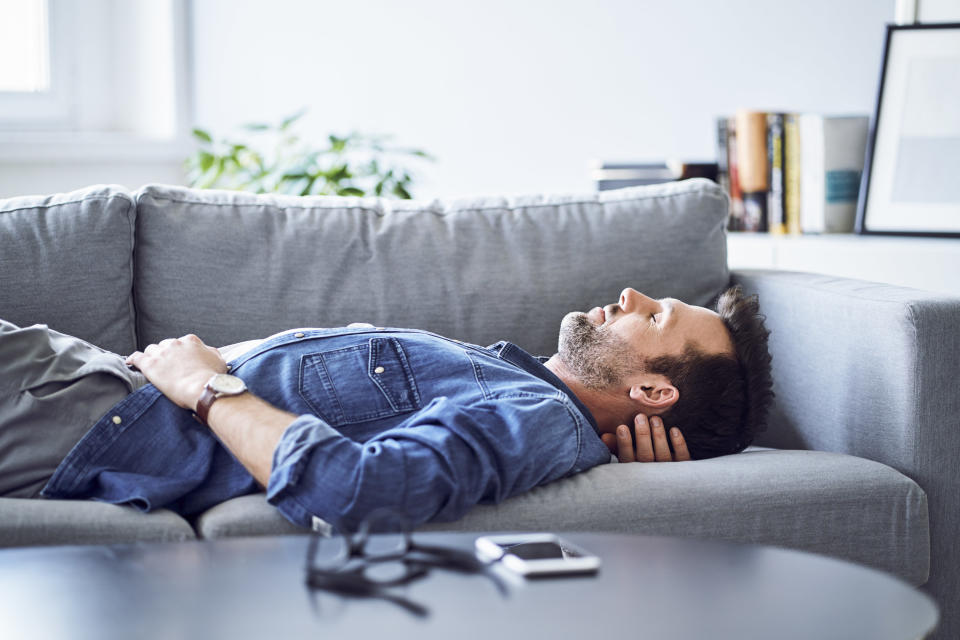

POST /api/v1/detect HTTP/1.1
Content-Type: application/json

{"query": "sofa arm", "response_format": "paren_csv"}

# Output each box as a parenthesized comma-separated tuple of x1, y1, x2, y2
(731, 268, 959, 634)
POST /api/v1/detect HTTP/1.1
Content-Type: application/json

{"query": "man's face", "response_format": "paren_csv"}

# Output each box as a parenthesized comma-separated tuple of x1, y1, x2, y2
(557, 288, 734, 390)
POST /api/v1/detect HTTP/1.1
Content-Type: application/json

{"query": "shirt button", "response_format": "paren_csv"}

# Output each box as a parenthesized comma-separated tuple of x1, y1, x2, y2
(112, 415, 122, 425)
(374, 366, 385, 374)
(294, 332, 305, 338)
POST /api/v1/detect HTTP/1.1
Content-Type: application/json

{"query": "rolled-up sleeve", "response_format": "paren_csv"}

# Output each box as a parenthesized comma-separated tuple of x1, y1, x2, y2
(266, 395, 584, 532)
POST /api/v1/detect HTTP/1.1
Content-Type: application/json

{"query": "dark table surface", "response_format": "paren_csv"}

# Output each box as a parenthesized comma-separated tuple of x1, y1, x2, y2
(0, 531, 938, 640)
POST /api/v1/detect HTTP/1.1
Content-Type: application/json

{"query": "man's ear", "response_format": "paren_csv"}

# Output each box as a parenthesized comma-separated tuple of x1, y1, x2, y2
(629, 380, 679, 411)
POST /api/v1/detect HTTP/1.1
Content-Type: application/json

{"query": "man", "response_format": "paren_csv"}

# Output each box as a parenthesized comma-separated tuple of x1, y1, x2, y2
(1, 286, 773, 533)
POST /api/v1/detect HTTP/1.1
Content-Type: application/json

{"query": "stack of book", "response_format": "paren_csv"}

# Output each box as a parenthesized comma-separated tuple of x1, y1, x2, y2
(592, 161, 718, 191)
(717, 110, 870, 234)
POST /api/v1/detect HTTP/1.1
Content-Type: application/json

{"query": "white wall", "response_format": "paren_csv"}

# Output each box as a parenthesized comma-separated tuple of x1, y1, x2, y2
(191, 0, 894, 199)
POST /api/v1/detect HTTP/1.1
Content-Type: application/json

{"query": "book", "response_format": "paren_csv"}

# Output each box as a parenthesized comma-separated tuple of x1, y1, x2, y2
(783, 114, 802, 235)
(592, 162, 676, 190)
(735, 109, 769, 232)
(715, 117, 730, 197)
(766, 113, 786, 235)
(798, 115, 870, 233)
(591, 162, 718, 191)
(725, 117, 746, 231)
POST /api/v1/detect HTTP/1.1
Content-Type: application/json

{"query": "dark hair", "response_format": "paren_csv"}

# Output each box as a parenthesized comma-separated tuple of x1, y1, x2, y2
(648, 286, 774, 459)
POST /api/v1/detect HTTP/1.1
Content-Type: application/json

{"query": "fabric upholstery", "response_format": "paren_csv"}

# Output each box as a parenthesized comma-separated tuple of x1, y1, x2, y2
(0, 498, 195, 547)
(732, 269, 960, 637)
(195, 448, 929, 587)
(132, 180, 729, 355)
(0, 185, 137, 355)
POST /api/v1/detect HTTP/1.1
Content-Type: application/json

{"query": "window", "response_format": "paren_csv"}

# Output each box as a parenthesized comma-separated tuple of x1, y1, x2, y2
(0, 0, 50, 92)
(0, 0, 189, 138)
(0, 0, 72, 127)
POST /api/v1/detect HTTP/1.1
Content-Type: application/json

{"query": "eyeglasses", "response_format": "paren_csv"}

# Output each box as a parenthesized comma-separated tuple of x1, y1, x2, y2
(304, 508, 504, 616)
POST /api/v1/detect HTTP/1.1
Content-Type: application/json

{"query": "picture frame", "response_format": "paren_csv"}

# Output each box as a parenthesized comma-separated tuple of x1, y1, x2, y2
(856, 23, 960, 237)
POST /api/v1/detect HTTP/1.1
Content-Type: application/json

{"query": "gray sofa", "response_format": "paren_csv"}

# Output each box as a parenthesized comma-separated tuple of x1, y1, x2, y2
(1, 180, 956, 637)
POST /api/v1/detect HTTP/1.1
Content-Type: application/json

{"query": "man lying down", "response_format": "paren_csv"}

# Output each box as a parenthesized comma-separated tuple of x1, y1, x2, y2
(0, 287, 773, 533)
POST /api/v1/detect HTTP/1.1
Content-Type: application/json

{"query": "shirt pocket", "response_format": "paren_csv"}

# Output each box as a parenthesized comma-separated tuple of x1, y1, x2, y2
(298, 337, 422, 426)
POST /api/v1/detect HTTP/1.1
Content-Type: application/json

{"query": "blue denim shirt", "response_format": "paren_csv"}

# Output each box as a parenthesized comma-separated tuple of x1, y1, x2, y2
(42, 327, 611, 531)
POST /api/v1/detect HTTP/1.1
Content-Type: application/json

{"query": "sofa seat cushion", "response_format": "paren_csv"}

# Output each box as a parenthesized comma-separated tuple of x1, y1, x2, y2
(194, 448, 928, 586)
(0, 185, 137, 355)
(0, 498, 195, 547)
(133, 180, 729, 356)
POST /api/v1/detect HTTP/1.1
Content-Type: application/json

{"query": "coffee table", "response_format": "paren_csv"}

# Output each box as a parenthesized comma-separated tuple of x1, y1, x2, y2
(0, 532, 938, 639)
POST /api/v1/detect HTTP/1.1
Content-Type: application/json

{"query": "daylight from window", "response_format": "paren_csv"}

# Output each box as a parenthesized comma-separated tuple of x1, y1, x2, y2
(0, 0, 49, 92)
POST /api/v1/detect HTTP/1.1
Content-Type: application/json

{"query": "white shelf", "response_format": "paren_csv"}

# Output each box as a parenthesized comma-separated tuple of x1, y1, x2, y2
(727, 233, 960, 297)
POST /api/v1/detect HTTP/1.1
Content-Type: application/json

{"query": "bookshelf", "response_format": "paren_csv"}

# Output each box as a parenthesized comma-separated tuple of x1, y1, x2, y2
(727, 233, 960, 297)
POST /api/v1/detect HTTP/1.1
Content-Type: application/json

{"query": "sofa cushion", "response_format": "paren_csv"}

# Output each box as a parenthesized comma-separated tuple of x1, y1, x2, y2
(0, 498, 195, 547)
(193, 448, 928, 587)
(0, 185, 137, 355)
(132, 180, 729, 355)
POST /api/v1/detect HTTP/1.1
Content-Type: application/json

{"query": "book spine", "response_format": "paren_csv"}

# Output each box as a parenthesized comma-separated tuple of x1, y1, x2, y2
(726, 116, 745, 231)
(715, 117, 730, 196)
(799, 114, 825, 233)
(735, 109, 769, 232)
(766, 113, 786, 235)
(783, 113, 802, 235)
(822, 116, 870, 233)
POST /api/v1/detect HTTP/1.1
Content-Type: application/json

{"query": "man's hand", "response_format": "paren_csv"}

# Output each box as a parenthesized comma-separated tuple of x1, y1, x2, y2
(601, 414, 691, 462)
(126, 334, 228, 411)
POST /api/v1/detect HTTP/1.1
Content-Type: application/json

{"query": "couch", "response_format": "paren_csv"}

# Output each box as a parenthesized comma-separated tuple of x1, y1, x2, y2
(0, 180, 955, 636)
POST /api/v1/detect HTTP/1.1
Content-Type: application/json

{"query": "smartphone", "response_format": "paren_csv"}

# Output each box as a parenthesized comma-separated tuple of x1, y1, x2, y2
(474, 534, 600, 577)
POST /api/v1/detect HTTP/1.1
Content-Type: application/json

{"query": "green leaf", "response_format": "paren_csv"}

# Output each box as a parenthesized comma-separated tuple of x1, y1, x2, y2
(299, 175, 318, 196)
(392, 183, 412, 199)
(243, 122, 271, 132)
(411, 149, 434, 160)
(338, 187, 365, 197)
(281, 108, 308, 130)
(198, 150, 215, 173)
(325, 164, 351, 183)
(192, 128, 213, 144)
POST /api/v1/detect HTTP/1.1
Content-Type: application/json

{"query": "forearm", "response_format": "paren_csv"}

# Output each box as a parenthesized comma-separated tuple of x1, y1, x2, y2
(205, 393, 298, 487)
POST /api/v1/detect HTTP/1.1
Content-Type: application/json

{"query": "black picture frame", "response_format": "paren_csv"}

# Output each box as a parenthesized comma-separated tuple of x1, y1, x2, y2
(856, 22, 960, 238)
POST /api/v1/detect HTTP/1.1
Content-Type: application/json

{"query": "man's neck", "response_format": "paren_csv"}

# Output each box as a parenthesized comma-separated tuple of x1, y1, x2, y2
(542, 355, 630, 437)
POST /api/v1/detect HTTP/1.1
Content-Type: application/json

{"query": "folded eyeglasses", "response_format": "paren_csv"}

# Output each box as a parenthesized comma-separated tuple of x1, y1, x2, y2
(304, 508, 505, 616)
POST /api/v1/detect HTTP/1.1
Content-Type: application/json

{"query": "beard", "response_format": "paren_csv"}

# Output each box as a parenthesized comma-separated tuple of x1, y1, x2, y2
(557, 312, 643, 391)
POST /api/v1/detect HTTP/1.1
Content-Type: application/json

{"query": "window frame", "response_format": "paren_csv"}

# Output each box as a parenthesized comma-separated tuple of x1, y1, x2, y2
(0, 0, 76, 128)
(0, 0, 193, 165)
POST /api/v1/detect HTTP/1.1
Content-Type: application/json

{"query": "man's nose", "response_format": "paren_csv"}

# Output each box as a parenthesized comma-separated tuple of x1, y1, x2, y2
(619, 288, 660, 314)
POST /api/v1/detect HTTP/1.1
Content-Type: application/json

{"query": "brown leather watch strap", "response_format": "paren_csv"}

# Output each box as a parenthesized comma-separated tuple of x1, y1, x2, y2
(195, 386, 219, 426)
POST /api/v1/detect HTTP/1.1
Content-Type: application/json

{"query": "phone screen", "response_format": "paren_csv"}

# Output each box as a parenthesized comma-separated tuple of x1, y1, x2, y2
(500, 541, 583, 560)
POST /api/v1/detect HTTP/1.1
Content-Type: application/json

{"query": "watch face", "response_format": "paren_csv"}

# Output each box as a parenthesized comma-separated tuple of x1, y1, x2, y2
(209, 373, 247, 395)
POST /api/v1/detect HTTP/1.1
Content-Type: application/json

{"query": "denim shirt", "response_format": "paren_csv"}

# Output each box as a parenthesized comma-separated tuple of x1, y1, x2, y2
(42, 327, 611, 532)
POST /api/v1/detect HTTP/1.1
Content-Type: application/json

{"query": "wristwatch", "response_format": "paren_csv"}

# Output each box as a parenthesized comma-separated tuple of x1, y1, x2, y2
(194, 373, 248, 425)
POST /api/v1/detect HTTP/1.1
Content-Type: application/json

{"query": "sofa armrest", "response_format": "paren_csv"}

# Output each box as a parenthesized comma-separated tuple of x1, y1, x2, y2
(731, 269, 959, 465)
(731, 268, 959, 633)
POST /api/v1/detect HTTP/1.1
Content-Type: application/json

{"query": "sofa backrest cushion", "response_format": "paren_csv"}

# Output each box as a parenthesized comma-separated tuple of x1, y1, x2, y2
(133, 180, 729, 355)
(0, 185, 137, 355)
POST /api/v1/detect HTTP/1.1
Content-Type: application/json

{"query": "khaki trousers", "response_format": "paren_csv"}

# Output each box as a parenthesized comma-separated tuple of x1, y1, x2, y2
(0, 319, 145, 498)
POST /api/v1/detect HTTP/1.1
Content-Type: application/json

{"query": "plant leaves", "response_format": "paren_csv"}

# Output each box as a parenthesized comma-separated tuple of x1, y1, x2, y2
(199, 150, 215, 173)
(281, 108, 308, 130)
(192, 128, 213, 144)
(392, 183, 412, 199)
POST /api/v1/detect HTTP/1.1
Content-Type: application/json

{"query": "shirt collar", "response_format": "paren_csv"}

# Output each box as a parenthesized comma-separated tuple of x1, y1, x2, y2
(486, 341, 599, 433)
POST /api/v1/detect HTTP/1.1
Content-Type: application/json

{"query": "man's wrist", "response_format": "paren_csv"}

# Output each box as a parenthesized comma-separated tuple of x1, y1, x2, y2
(194, 372, 248, 425)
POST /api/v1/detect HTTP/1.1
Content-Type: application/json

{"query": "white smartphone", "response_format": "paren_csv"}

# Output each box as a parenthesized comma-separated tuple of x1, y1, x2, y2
(474, 534, 600, 577)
